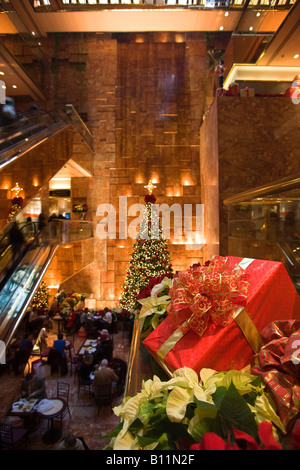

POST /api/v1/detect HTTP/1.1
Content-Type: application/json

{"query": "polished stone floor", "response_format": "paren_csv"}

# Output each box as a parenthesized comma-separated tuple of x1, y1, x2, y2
(0, 326, 132, 451)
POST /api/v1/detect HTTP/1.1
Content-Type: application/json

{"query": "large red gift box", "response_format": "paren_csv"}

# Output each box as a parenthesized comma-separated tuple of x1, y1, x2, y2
(143, 257, 300, 376)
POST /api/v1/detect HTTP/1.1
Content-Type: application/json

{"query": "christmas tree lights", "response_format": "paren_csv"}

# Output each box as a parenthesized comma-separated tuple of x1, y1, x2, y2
(120, 192, 172, 311)
(31, 281, 51, 310)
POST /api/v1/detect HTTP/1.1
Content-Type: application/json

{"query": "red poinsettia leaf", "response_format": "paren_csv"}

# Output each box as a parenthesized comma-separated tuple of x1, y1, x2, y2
(190, 433, 226, 450)
(190, 433, 238, 450)
(258, 421, 282, 450)
(232, 427, 261, 450)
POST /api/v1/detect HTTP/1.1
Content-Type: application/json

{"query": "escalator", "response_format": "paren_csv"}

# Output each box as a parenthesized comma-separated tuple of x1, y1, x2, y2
(0, 218, 94, 347)
(0, 104, 93, 171)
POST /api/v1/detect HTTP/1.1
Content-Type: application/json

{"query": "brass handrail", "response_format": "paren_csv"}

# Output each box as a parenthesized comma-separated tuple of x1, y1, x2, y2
(223, 174, 300, 206)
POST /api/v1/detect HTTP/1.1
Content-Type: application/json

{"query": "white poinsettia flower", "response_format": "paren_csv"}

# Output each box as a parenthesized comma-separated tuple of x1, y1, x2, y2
(113, 431, 140, 450)
(151, 277, 173, 296)
(137, 293, 171, 330)
(251, 394, 286, 434)
(166, 386, 194, 422)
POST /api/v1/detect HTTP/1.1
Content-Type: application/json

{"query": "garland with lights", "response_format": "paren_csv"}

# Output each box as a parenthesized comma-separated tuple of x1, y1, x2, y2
(7, 197, 23, 223)
(120, 193, 172, 311)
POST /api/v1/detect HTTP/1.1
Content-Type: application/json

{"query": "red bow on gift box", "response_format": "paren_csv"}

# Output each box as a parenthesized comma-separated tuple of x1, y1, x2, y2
(166, 256, 250, 337)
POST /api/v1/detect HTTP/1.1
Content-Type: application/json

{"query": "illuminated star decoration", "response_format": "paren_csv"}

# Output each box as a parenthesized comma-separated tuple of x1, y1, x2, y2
(11, 182, 23, 197)
(144, 179, 157, 195)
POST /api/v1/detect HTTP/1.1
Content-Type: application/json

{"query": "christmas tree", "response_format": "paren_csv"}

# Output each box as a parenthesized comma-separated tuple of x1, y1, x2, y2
(31, 281, 51, 310)
(120, 184, 172, 311)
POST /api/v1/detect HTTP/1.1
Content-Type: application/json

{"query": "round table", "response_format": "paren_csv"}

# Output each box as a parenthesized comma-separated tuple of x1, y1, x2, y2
(37, 398, 67, 444)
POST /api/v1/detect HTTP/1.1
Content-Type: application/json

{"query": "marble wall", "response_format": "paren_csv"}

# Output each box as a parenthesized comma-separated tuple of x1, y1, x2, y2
(6, 33, 224, 308)
(36, 33, 214, 308)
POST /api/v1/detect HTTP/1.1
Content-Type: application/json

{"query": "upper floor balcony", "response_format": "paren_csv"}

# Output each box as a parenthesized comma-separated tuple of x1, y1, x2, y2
(0, 0, 296, 11)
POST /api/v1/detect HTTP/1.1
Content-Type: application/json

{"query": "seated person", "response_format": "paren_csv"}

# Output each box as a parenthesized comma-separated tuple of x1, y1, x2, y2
(12, 334, 34, 374)
(93, 338, 104, 365)
(65, 309, 76, 333)
(19, 333, 34, 353)
(53, 333, 66, 356)
(79, 354, 94, 385)
(20, 373, 47, 400)
(80, 308, 89, 328)
(93, 358, 119, 395)
(99, 307, 112, 329)
(99, 329, 110, 341)
(32, 327, 48, 354)
(56, 433, 85, 451)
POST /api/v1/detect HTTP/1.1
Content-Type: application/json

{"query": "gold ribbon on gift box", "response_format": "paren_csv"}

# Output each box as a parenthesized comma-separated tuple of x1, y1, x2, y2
(156, 257, 263, 376)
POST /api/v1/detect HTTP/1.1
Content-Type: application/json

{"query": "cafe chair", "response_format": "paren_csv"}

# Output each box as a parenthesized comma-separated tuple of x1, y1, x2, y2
(0, 423, 28, 449)
(68, 344, 81, 379)
(65, 334, 75, 359)
(56, 382, 71, 421)
(77, 376, 93, 397)
(94, 382, 113, 416)
(12, 349, 31, 375)
(48, 348, 68, 376)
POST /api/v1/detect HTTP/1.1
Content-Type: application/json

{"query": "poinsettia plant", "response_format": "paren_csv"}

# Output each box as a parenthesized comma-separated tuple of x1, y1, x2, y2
(104, 367, 286, 450)
(61, 292, 89, 310)
(72, 203, 88, 213)
(137, 275, 173, 332)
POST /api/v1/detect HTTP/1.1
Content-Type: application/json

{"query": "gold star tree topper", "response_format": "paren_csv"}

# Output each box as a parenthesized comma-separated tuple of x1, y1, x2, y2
(144, 179, 157, 195)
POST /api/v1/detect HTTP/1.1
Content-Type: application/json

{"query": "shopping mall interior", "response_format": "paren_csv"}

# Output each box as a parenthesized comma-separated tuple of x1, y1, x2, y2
(0, 0, 299, 452)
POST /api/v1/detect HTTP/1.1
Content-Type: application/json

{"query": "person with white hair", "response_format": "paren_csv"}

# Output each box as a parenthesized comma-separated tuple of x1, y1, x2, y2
(93, 358, 118, 394)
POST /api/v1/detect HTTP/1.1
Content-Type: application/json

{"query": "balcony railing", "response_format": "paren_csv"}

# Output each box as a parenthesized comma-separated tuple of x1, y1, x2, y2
(28, 0, 296, 10)
(224, 174, 300, 291)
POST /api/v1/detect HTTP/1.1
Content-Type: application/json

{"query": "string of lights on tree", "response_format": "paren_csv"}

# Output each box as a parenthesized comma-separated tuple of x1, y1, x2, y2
(120, 181, 172, 311)
(30, 281, 51, 310)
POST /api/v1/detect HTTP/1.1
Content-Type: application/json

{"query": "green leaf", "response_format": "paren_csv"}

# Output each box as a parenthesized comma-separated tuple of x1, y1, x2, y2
(101, 422, 123, 439)
(138, 435, 159, 449)
(215, 382, 258, 439)
(191, 417, 215, 442)
(140, 401, 155, 423)
(212, 386, 227, 408)
(194, 397, 218, 410)
(142, 314, 153, 332)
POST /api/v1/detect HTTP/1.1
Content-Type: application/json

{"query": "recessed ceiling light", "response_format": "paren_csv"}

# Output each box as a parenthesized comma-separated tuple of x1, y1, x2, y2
(224, 11, 229, 16)
(31, 31, 36, 36)
(256, 12, 261, 17)
(249, 26, 253, 31)
(294, 54, 299, 59)
(12, 85, 17, 88)
(0, 71, 4, 75)
(219, 26, 224, 31)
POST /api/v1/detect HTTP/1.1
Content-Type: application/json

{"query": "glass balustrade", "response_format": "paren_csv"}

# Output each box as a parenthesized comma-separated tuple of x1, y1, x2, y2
(224, 175, 300, 292)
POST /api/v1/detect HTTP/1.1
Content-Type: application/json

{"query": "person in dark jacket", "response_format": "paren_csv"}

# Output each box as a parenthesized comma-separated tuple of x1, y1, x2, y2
(9, 221, 25, 264)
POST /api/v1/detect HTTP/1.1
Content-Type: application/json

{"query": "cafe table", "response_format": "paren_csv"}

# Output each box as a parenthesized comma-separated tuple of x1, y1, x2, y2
(10, 398, 39, 432)
(78, 339, 97, 357)
(36, 398, 67, 444)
